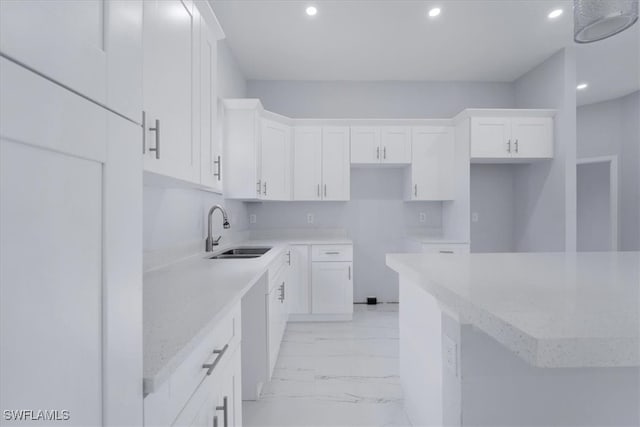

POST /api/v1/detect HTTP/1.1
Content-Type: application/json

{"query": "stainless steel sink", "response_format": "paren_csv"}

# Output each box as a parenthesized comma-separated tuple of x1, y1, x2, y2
(208, 247, 271, 259)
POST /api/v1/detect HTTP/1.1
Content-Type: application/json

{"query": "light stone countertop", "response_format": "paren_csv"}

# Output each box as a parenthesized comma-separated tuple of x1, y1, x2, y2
(143, 237, 353, 394)
(386, 251, 640, 368)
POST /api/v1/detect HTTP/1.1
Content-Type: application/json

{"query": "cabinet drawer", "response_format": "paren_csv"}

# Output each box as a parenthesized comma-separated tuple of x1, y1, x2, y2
(421, 243, 470, 254)
(144, 302, 241, 426)
(312, 245, 353, 262)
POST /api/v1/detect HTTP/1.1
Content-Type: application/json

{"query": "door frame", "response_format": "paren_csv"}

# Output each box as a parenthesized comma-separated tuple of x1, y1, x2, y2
(576, 155, 619, 251)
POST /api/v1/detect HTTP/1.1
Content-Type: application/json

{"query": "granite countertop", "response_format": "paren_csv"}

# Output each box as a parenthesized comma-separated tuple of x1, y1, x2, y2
(143, 237, 353, 394)
(386, 251, 640, 368)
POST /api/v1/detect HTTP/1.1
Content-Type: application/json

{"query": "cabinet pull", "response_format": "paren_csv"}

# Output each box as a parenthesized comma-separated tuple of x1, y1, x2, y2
(215, 396, 228, 427)
(515, 139, 519, 153)
(257, 180, 261, 195)
(383, 146, 386, 159)
(439, 250, 455, 254)
(149, 119, 160, 159)
(202, 343, 229, 376)
(279, 282, 285, 303)
(214, 155, 221, 180)
(348, 265, 351, 280)
(325, 251, 340, 255)
(141, 111, 146, 154)
(287, 251, 291, 265)
(324, 184, 327, 197)
(376, 146, 380, 159)
(414, 184, 418, 197)
(213, 415, 218, 427)
(507, 139, 511, 153)
(263, 182, 267, 196)
(317, 184, 320, 198)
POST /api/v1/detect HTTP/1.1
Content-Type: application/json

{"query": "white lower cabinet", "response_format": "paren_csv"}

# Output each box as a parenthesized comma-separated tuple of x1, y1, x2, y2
(311, 245, 354, 316)
(266, 252, 290, 377)
(288, 245, 310, 314)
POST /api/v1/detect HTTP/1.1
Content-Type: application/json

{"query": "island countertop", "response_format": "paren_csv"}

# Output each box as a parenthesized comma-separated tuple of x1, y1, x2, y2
(386, 251, 640, 368)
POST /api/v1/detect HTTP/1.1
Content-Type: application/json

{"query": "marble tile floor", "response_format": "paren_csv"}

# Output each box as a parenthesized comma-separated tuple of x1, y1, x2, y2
(243, 304, 412, 427)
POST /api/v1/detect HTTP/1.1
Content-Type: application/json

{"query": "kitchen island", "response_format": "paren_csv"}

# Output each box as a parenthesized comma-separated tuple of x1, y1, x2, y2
(386, 251, 640, 426)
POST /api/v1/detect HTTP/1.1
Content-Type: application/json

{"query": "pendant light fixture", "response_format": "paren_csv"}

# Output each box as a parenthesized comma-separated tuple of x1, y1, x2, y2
(574, 0, 639, 43)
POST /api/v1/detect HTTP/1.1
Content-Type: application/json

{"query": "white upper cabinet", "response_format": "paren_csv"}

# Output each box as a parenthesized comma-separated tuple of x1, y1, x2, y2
(0, 0, 143, 121)
(293, 127, 323, 200)
(293, 126, 350, 201)
(407, 126, 455, 201)
(351, 126, 411, 164)
(198, 3, 224, 192)
(142, 0, 199, 183)
(223, 99, 292, 200)
(261, 118, 292, 200)
(381, 126, 412, 163)
(350, 127, 381, 164)
(322, 127, 351, 201)
(470, 113, 553, 161)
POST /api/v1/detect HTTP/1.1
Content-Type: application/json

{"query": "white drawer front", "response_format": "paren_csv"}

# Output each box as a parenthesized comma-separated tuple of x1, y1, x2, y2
(144, 302, 241, 426)
(312, 245, 353, 262)
(421, 243, 470, 254)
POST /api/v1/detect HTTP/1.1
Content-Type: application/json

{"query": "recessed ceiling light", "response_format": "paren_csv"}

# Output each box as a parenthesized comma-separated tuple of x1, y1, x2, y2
(428, 7, 441, 18)
(548, 9, 563, 19)
(306, 6, 317, 16)
(577, 82, 589, 90)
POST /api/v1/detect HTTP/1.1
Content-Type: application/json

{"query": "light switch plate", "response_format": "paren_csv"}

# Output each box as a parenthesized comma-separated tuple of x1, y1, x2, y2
(444, 335, 458, 376)
(419, 212, 427, 223)
(249, 214, 257, 224)
(471, 212, 479, 223)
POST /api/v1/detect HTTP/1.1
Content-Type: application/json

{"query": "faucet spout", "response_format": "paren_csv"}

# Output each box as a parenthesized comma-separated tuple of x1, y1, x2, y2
(206, 204, 230, 252)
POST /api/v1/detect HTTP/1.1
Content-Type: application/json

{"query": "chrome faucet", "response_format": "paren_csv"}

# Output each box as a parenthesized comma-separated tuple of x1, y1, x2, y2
(206, 204, 230, 252)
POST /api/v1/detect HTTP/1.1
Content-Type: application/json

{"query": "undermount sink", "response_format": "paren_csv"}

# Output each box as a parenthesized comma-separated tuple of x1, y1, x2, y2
(208, 247, 271, 260)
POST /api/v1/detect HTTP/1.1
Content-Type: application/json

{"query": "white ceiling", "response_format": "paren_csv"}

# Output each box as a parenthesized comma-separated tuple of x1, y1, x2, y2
(211, 0, 639, 105)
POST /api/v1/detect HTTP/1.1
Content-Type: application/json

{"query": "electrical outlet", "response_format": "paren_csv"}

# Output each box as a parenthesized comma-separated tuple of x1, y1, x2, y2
(307, 213, 314, 224)
(471, 212, 479, 223)
(249, 214, 256, 224)
(419, 212, 427, 223)
(444, 335, 458, 376)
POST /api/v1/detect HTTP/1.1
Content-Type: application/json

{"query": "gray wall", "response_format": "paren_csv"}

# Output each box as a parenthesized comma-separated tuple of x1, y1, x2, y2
(513, 48, 577, 252)
(577, 91, 640, 250)
(470, 165, 517, 253)
(143, 40, 248, 256)
(577, 162, 611, 251)
(245, 80, 516, 301)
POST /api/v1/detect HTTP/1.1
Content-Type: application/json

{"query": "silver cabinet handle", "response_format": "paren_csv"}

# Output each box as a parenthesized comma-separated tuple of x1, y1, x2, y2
(383, 146, 386, 159)
(439, 250, 454, 254)
(215, 396, 228, 427)
(348, 265, 351, 280)
(214, 155, 221, 180)
(515, 139, 519, 153)
(317, 184, 320, 198)
(414, 184, 417, 197)
(149, 119, 160, 159)
(141, 111, 146, 154)
(257, 180, 261, 195)
(213, 415, 218, 427)
(324, 184, 327, 197)
(507, 139, 511, 153)
(202, 343, 229, 376)
(279, 282, 285, 303)
(263, 182, 267, 196)
(376, 146, 380, 159)
(325, 251, 340, 255)
(287, 251, 291, 265)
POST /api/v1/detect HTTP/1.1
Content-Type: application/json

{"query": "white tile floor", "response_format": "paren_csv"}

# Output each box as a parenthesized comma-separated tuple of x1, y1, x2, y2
(243, 304, 412, 427)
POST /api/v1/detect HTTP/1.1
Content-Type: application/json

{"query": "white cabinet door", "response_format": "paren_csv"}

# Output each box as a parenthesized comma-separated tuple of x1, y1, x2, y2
(470, 117, 511, 158)
(143, 0, 199, 183)
(267, 286, 283, 376)
(410, 127, 455, 201)
(322, 126, 351, 201)
(289, 246, 310, 314)
(199, 13, 222, 191)
(381, 126, 411, 164)
(214, 346, 242, 427)
(511, 117, 553, 159)
(293, 127, 322, 200)
(312, 262, 353, 314)
(261, 119, 291, 200)
(350, 126, 380, 164)
(0, 58, 142, 425)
